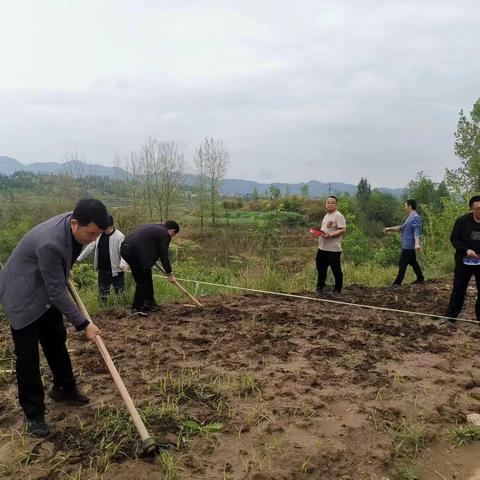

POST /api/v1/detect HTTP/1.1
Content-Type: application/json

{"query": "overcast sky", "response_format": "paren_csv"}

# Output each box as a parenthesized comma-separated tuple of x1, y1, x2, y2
(0, 1, 479, 188)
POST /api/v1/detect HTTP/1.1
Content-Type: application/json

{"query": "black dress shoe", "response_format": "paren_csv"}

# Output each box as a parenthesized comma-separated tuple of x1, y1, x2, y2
(146, 304, 161, 312)
(144, 300, 161, 312)
(48, 386, 90, 406)
(26, 416, 49, 438)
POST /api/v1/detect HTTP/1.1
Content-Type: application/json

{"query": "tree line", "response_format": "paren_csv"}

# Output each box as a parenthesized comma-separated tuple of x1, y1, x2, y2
(1, 97, 479, 249)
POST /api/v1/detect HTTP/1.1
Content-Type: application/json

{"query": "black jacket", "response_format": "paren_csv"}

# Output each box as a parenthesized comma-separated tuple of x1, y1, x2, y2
(450, 213, 480, 263)
(123, 224, 172, 273)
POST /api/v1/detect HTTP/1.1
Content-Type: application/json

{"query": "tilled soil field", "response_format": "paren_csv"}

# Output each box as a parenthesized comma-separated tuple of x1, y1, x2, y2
(2, 280, 480, 479)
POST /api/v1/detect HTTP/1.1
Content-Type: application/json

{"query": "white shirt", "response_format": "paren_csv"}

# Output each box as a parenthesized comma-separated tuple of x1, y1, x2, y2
(318, 210, 347, 252)
(77, 228, 128, 276)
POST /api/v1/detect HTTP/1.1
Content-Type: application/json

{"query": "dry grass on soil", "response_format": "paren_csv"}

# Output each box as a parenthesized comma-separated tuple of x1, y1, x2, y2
(2, 280, 480, 479)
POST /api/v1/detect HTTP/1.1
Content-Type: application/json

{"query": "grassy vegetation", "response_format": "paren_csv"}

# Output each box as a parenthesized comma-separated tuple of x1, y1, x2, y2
(71, 249, 452, 317)
(0, 367, 231, 478)
(156, 450, 183, 480)
(54, 186, 460, 315)
(0, 168, 463, 327)
(451, 424, 480, 447)
(385, 418, 426, 480)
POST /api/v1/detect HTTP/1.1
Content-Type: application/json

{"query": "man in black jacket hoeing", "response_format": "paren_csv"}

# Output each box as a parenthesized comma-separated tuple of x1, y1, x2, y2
(121, 221, 179, 314)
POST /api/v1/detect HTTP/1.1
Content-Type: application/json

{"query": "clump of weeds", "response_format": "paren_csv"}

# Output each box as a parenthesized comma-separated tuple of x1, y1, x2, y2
(384, 418, 426, 480)
(451, 424, 480, 447)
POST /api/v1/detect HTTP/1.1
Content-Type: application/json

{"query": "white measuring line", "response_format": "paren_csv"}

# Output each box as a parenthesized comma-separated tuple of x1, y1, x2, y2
(152, 274, 478, 325)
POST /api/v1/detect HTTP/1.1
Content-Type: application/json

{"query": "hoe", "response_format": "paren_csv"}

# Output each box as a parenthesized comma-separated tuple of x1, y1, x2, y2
(155, 262, 202, 307)
(67, 278, 167, 455)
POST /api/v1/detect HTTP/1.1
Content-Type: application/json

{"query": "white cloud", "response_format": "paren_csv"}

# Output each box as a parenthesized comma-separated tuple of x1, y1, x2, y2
(0, 0, 479, 187)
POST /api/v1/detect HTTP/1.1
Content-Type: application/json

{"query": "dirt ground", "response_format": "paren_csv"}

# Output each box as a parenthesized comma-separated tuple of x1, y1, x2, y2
(2, 280, 480, 479)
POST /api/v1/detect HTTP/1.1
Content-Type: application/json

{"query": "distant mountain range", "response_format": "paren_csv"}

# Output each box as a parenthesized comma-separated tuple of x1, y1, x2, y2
(0, 156, 404, 197)
(0, 155, 127, 179)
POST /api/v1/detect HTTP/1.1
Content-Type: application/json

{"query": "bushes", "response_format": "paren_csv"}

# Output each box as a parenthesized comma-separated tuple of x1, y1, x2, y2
(372, 235, 402, 267)
(276, 211, 307, 228)
(342, 229, 371, 264)
(0, 187, 466, 307)
(0, 220, 32, 263)
(341, 211, 371, 264)
(73, 263, 98, 289)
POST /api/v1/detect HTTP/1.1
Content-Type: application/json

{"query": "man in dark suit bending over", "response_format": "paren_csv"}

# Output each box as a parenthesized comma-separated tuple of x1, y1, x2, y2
(121, 220, 179, 314)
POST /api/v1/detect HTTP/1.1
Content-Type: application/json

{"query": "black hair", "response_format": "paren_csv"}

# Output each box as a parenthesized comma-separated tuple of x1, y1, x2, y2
(72, 199, 109, 229)
(327, 195, 338, 202)
(164, 220, 180, 233)
(107, 214, 114, 227)
(469, 195, 480, 207)
(406, 199, 417, 210)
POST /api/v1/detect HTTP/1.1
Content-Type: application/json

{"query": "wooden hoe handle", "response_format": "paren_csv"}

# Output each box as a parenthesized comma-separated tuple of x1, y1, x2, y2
(172, 279, 202, 307)
(67, 278, 155, 450)
(155, 262, 202, 307)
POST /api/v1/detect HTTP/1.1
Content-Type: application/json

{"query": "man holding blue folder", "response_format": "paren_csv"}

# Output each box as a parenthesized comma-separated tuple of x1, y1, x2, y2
(446, 195, 480, 322)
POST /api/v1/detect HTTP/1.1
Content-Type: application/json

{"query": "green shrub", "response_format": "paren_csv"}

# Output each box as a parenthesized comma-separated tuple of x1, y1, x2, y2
(342, 227, 371, 264)
(373, 235, 402, 267)
(73, 263, 98, 289)
(0, 220, 32, 263)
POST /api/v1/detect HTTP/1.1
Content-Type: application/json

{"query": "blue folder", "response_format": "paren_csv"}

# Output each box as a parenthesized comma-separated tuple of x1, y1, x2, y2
(463, 257, 480, 266)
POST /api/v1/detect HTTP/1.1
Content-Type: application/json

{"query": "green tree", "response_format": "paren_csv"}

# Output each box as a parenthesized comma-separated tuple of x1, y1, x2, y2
(279, 195, 302, 213)
(364, 190, 400, 228)
(446, 99, 480, 194)
(222, 197, 243, 225)
(300, 183, 309, 198)
(407, 171, 450, 212)
(406, 172, 437, 206)
(356, 177, 371, 203)
(437, 181, 449, 200)
(268, 185, 281, 200)
(253, 212, 283, 265)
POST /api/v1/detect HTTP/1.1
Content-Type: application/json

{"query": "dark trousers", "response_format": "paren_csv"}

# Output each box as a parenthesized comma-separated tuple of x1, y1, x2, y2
(393, 249, 424, 285)
(10, 307, 76, 419)
(98, 270, 125, 302)
(316, 249, 343, 292)
(120, 243, 155, 309)
(446, 262, 480, 320)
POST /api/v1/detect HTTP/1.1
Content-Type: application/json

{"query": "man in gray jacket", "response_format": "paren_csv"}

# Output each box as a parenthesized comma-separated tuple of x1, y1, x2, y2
(0, 199, 107, 437)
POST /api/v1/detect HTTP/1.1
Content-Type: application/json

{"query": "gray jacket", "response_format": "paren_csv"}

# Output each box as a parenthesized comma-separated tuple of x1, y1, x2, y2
(0, 212, 88, 330)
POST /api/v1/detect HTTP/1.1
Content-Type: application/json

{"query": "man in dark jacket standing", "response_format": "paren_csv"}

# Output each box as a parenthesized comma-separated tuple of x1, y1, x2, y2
(0, 199, 107, 437)
(120, 221, 179, 314)
(446, 195, 480, 322)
